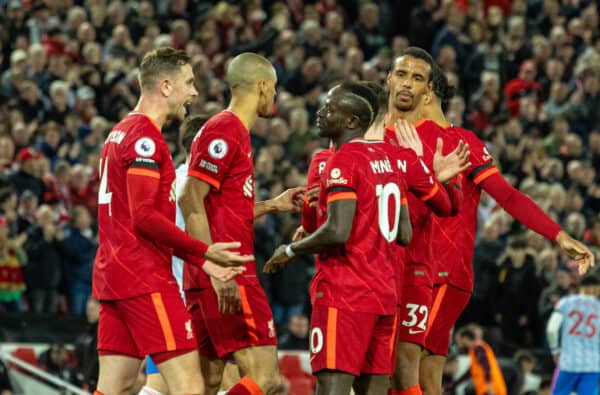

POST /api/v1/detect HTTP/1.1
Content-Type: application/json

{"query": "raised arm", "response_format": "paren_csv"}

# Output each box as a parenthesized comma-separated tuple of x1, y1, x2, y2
(480, 172, 594, 274)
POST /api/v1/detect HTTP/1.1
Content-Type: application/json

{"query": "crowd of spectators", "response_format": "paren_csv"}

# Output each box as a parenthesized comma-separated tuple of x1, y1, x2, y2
(0, 0, 599, 392)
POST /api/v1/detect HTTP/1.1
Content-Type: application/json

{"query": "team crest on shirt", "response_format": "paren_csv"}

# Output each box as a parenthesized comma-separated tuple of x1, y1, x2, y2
(208, 139, 228, 159)
(134, 137, 156, 157)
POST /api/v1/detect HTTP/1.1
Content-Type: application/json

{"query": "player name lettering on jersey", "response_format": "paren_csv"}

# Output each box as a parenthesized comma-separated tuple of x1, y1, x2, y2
(370, 159, 393, 174)
(106, 130, 126, 144)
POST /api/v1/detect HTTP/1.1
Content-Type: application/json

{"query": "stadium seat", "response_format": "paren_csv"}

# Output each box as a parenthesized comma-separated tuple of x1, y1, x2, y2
(279, 354, 304, 378)
(11, 347, 38, 367)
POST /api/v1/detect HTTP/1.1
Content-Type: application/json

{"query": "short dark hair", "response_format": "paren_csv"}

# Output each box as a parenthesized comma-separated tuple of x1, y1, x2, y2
(339, 80, 379, 129)
(430, 64, 455, 112)
(456, 327, 476, 340)
(580, 274, 600, 287)
(398, 47, 436, 81)
(180, 114, 210, 155)
(139, 47, 191, 91)
(359, 81, 388, 120)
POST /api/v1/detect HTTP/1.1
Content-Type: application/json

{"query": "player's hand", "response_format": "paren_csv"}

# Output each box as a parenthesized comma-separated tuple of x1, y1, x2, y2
(263, 245, 295, 273)
(394, 119, 423, 156)
(211, 278, 242, 314)
(433, 138, 471, 183)
(306, 186, 320, 208)
(555, 231, 595, 275)
(202, 261, 246, 282)
(205, 242, 254, 267)
(271, 187, 306, 213)
(292, 226, 309, 242)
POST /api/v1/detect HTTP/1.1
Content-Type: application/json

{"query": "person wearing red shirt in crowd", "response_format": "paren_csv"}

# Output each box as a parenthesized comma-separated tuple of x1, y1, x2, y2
(504, 60, 542, 117)
(411, 64, 595, 395)
(179, 53, 303, 395)
(265, 81, 412, 395)
(385, 47, 466, 395)
(92, 47, 251, 395)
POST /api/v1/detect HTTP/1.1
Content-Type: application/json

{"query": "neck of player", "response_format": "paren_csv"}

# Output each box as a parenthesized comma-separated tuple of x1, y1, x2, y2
(228, 94, 259, 131)
(333, 130, 364, 149)
(134, 95, 169, 128)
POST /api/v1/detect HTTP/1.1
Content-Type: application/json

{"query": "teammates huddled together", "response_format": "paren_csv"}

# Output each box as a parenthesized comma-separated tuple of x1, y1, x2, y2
(94, 46, 595, 395)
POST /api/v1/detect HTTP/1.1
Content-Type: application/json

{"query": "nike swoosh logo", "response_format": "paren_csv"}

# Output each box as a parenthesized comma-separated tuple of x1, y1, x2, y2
(408, 328, 425, 335)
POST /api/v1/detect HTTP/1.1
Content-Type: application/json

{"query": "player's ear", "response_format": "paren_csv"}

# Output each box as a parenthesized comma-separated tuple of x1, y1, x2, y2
(159, 78, 173, 97)
(347, 114, 360, 130)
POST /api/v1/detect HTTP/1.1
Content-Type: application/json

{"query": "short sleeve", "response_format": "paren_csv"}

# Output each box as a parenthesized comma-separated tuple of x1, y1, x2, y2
(325, 149, 358, 203)
(307, 149, 332, 189)
(122, 128, 165, 177)
(188, 124, 241, 190)
(464, 133, 499, 185)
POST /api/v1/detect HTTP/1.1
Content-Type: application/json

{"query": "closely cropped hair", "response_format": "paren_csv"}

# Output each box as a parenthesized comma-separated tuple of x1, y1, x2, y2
(399, 47, 436, 81)
(340, 80, 379, 129)
(180, 114, 210, 155)
(430, 65, 455, 112)
(139, 47, 191, 91)
(359, 81, 388, 120)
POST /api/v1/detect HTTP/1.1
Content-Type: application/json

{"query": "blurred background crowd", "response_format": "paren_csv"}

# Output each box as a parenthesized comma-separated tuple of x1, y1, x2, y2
(0, 0, 599, 393)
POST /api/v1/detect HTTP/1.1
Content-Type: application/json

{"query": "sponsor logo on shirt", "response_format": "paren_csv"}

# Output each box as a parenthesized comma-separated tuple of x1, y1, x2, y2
(199, 160, 218, 173)
(208, 139, 228, 159)
(134, 137, 156, 157)
(327, 167, 348, 185)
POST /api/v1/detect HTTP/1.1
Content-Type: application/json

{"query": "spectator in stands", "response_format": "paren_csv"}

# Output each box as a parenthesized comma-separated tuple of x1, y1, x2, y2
(0, 359, 12, 395)
(23, 204, 66, 314)
(504, 60, 542, 117)
(0, 215, 26, 313)
(62, 206, 96, 317)
(538, 265, 572, 331)
(38, 343, 83, 388)
(74, 298, 99, 391)
(278, 314, 309, 351)
(7, 147, 45, 201)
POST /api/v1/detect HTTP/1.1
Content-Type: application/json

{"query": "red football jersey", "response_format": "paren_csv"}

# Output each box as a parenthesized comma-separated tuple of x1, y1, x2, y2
(302, 147, 334, 233)
(183, 110, 256, 290)
(384, 144, 450, 301)
(311, 140, 408, 315)
(384, 120, 460, 287)
(93, 112, 177, 300)
(432, 126, 499, 292)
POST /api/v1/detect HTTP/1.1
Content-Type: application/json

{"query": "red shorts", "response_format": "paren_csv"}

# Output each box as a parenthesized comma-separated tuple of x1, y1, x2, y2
(425, 283, 471, 356)
(396, 284, 433, 347)
(185, 282, 277, 359)
(98, 285, 196, 360)
(309, 305, 397, 376)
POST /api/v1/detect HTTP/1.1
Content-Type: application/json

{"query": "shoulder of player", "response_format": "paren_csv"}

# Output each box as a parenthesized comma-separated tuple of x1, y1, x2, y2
(312, 147, 334, 162)
(196, 113, 246, 144)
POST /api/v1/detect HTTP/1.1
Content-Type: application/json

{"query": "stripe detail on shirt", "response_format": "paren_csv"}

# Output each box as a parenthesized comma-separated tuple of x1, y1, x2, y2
(327, 192, 357, 203)
(188, 170, 221, 189)
(420, 183, 440, 202)
(127, 168, 160, 179)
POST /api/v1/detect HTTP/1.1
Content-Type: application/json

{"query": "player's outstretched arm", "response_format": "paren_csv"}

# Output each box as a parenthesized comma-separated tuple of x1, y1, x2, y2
(480, 173, 595, 274)
(177, 176, 253, 268)
(263, 197, 356, 273)
(254, 186, 306, 219)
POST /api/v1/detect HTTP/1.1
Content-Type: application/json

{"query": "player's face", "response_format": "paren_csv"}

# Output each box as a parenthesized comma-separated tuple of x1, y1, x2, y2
(316, 86, 349, 138)
(257, 68, 277, 118)
(169, 63, 198, 120)
(387, 55, 431, 112)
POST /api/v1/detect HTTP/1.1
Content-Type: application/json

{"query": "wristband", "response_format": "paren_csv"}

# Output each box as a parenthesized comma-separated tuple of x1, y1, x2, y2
(285, 244, 295, 257)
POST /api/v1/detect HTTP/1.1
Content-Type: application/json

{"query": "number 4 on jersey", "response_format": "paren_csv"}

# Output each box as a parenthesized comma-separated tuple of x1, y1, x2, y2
(98, 158, 113, 215)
